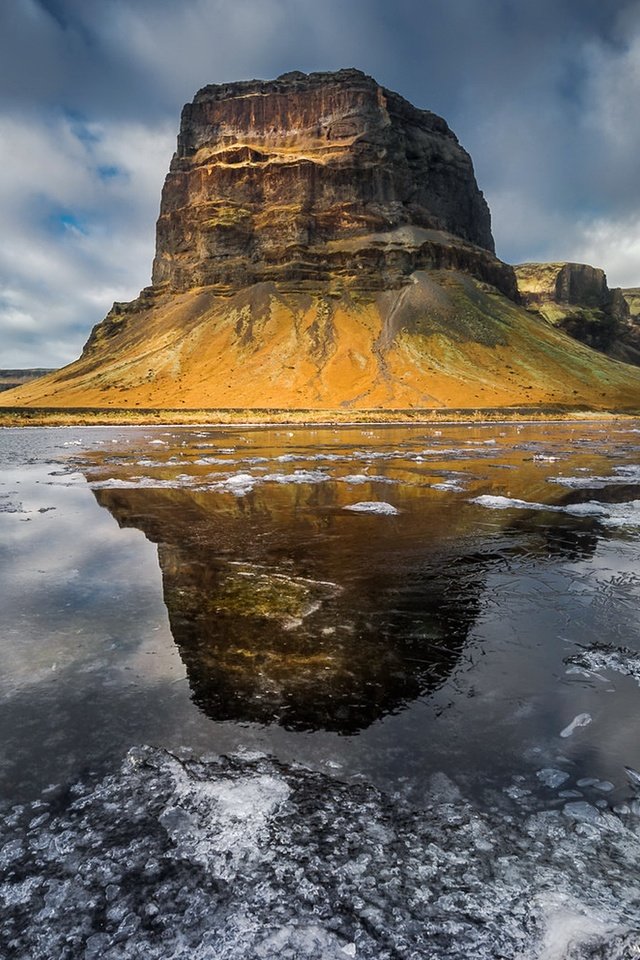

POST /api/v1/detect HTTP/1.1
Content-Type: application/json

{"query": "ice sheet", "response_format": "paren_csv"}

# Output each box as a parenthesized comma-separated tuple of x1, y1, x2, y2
(2, 747, 640, 960)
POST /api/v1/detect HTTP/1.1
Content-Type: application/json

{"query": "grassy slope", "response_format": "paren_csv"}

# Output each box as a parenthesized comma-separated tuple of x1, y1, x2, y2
(2, 271, 640, 414)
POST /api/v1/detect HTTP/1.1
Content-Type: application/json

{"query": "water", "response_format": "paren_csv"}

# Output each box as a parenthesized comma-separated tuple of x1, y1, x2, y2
(2, 421, 640, 957)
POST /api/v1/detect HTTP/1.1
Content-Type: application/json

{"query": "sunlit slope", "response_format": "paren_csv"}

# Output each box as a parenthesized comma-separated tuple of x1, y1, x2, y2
(3, 270, 640, 410)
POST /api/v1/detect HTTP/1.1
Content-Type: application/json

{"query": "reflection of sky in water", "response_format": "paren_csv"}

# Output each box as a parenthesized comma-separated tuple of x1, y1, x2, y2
(1, 423, 640, 807)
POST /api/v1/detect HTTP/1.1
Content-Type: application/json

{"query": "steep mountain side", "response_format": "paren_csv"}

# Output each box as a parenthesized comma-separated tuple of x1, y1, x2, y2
(3, 70, 640, 412)
(151, 68, 497, 293)
(8, 271, 638, 410)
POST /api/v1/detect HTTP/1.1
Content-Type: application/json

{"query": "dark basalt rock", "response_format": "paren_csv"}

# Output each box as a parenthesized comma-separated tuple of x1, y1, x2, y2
(151, 69, 509, 295)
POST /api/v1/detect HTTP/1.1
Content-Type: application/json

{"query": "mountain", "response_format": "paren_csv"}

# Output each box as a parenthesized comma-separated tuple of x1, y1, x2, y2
(514, 262, 640, 367)
(3, 69, 640, 412)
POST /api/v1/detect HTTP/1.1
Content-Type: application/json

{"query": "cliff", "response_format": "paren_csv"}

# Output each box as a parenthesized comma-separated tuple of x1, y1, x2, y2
(3, 70, 640, 412)
(151, 68, 505, 294)
(622, 288, 640, 321)
(515, 262, 640, 366)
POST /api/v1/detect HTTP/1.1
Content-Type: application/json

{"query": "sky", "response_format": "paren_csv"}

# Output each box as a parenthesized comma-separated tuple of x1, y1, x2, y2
(2, 0, 640, 367)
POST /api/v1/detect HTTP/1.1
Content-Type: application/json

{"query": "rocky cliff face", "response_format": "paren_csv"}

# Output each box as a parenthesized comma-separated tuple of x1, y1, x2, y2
(151, 69, 514, 297)
(3, 71, 640, 412)
(515, 262, 617, 311)
(515, 262, 640, 365)
(622, 288, 640, 321)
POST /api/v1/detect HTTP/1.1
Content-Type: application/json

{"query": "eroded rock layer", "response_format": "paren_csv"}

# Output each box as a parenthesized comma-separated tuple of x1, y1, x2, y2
(151, 69, 499, 293)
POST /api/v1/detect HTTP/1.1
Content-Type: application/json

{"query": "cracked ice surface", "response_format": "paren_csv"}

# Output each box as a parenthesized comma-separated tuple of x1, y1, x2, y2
(566, 644, 640, 687)
(1, 747, 640, 959)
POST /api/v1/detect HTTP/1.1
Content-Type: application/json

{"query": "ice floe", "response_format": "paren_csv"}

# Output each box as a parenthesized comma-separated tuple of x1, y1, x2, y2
(471, 494, 640, 527)
(565, 644, 640, 687)
(432, 480, 466, 492)
(2, 747, 640, 960)
(560, 713, 593, 739)
(339, 474, 396, 485)
(548, 464, 640, 489)
(211, 473, 259, 495)
(343, 501, 399, 515)
(537, 768, 570, 789)
(263, 469, 330, 485)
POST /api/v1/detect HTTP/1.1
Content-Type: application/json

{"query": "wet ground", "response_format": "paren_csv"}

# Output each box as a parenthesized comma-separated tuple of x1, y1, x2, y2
(2, 422, 640, 957)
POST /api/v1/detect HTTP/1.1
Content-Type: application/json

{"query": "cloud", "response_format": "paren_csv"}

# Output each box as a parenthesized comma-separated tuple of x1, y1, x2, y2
(1, 0, 640, 366)
(0, 109, 174, 365)
(568, 215, 640, 288)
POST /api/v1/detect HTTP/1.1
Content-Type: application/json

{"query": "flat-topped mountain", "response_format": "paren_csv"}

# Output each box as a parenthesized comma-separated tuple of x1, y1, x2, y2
(151, 68, 504, 294)
(3, 70, 640, 412)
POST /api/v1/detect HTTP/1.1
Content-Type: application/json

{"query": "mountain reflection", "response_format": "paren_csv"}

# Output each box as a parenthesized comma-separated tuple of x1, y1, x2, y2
(94, 486, 484, 733)
(92, 460, 609, 735)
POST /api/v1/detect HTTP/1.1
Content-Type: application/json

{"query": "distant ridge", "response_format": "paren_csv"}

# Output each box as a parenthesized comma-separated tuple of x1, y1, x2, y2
(0, 369, 55, 393)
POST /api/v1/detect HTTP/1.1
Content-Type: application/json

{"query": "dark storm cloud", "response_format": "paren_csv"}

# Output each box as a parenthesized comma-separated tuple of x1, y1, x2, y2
(1, 0, 640, 366)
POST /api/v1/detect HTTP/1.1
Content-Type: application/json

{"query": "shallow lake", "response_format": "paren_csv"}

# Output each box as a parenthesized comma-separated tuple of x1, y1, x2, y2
(2, 421, 640, 958)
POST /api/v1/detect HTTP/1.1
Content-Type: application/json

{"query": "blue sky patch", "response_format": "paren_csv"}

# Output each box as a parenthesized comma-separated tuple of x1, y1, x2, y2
(48, 211, 89, 236)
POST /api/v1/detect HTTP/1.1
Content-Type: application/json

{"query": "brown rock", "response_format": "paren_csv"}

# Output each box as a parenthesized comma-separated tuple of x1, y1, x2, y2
(151, 68, 513, 296)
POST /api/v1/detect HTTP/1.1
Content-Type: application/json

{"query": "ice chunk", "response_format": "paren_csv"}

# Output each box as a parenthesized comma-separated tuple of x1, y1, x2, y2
(470, 493, 640, 526)
(566, 646, 640, 688)
(472, 494, 551, 511)
(593, 781, 614, 793)
(343, 501, 399, 515)
(560, 714, 593, 738)
(212, 473, 259, 496)
(263, 469, 329, 484)
(549, 464, 640, 488)
(536, 768, 570, 789)
(562, 801, 601, 823)
(625, 766, 640, 791)
(340, 474, 395, 485)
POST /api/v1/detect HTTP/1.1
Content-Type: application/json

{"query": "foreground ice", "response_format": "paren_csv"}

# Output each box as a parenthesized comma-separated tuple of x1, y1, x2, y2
(560, 713, 593, 739)
(1, 747, 640, 959)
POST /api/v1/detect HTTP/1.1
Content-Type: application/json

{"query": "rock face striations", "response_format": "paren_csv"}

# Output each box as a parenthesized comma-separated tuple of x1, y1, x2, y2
(3, 70, 640, 412)
(151, 69, 508, 294)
